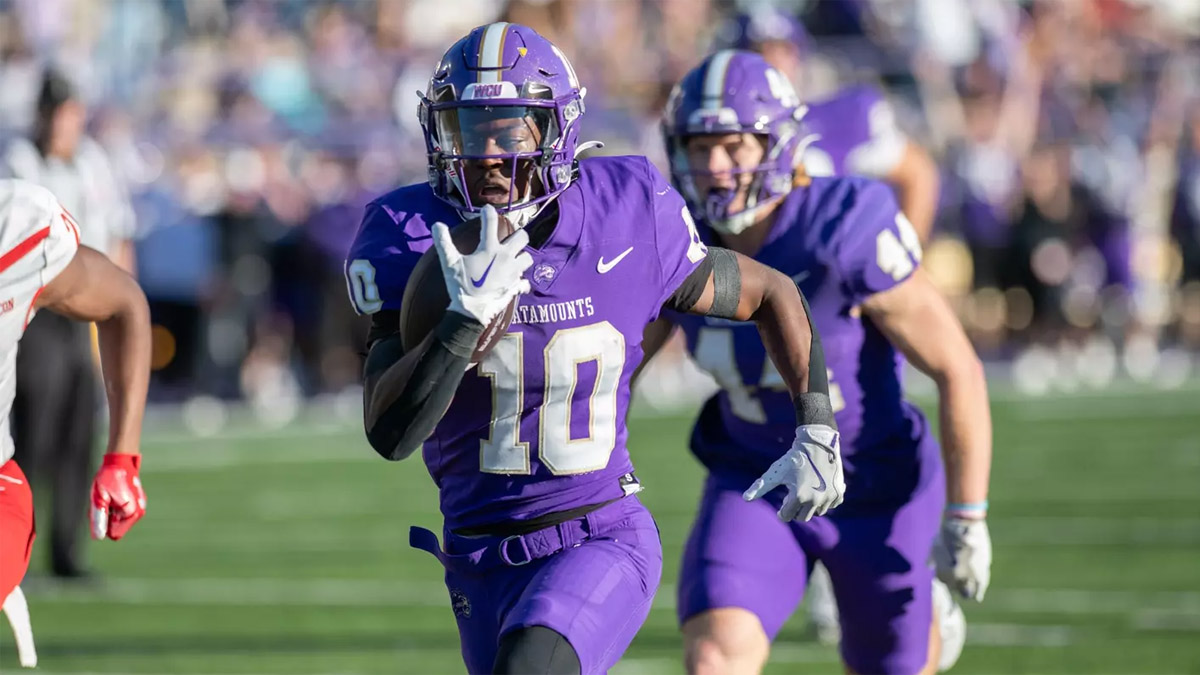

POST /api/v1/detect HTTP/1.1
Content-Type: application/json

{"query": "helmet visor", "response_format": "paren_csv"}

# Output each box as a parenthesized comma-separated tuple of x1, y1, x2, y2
(434, 105, 558, 158)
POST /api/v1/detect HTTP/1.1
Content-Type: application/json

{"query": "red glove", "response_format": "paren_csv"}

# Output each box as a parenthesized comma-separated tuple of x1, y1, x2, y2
(90, 453, 146, 541)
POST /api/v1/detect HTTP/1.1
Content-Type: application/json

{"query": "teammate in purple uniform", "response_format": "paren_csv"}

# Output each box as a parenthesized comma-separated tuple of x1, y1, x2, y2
(345, 25, 844, 675)
(643, 50, 994, 675)
(725, 6, 941, 242)
(726, 6, 953, 652)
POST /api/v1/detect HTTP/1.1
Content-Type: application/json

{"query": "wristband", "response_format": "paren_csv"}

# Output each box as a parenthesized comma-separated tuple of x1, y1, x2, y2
(793, 392, 835, 428)
(945, 501, 988, 516)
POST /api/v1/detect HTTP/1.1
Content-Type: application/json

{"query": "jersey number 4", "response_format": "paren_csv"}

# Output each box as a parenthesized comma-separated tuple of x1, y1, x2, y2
(876, 213, 923, 282)
(477, 322, 625, 475)
(694, 328, 844, 424)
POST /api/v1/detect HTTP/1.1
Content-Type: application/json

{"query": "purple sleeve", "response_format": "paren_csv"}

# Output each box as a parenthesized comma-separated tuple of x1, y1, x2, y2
(832, 181, 922, 304)
(344, 202, 421, 315)
(647, 160, 708, 309)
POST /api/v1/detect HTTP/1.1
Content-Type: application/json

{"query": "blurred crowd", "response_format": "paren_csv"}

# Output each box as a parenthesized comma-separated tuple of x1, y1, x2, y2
(0, 0, 1198, 409)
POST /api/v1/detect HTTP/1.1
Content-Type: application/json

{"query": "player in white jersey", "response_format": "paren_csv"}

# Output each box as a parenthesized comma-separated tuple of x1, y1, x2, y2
(0, 179, 151, 667)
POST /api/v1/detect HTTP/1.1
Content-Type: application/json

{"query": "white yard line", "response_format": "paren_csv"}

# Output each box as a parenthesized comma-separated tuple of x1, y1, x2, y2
(986, 588, 1200, 616)
(25, 577, 1200, 629)
(960, 623, 1075, 647)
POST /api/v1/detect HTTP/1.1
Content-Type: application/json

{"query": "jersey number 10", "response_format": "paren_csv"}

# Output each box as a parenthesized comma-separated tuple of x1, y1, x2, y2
(477, 322, 626, 475)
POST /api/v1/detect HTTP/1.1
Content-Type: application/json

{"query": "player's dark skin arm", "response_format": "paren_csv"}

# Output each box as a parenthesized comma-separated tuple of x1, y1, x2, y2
(689, 250, 814, 394)
(658, 248, 829, 409)
(34, 245, 151, 456)
(361, 312, 482, 461)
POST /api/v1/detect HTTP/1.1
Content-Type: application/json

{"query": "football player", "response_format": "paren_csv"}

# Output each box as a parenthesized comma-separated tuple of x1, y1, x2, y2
(728, 6, 949, 651)
(0, 179, 150, 667)
(645, 51, 992, 675)
(726, 6, 940, 242)
(345, 23, 844, 675)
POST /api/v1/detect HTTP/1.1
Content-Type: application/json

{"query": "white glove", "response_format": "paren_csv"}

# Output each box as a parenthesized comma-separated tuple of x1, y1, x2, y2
(743, 424, 845, 522)
(933, 517, 992, 602)
(431, 204, 533, 324)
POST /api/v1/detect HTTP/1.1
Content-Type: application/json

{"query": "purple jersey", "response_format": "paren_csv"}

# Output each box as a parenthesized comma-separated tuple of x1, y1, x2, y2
(346, 156, 707, 529)
(802, 85, 907, 180)
(671, 176, 935, 507)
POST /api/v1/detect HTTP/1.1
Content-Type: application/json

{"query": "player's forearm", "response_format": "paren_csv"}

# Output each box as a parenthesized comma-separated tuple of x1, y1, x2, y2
(680, 248, 830, 423)
(95, 278, 152, 456)
(751, 268, 815, 396)
(363, 312, 482, 461)
(935, 356, 992, 508)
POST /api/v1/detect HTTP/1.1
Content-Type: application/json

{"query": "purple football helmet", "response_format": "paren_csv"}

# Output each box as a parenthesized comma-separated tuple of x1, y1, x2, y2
(663, 50, 815, 234)
(419, 23, 589, 221)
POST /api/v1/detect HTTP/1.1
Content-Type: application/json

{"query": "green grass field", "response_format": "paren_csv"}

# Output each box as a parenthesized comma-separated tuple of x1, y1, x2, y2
(4, 386, 1200, 674)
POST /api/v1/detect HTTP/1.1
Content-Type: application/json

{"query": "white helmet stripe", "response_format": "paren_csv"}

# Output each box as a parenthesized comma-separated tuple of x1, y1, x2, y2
(702, 50, 737, 108)
(477, 22, 510, 83)
(549, 44, 580, 89)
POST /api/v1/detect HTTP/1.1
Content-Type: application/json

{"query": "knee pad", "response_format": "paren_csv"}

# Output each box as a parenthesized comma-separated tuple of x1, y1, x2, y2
(494, 625, 581, 675)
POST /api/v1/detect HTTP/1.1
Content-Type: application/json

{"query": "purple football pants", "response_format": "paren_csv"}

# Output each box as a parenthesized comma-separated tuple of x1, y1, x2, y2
(411, 495, 662, 674)
(677, 461, 945, 675)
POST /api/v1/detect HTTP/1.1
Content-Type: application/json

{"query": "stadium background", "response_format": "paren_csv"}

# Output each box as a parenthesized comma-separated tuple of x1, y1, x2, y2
(2, 0, 1200, 673)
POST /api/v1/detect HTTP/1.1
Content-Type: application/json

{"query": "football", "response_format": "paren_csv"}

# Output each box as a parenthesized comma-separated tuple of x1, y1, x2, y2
(398, 211, 520, 363)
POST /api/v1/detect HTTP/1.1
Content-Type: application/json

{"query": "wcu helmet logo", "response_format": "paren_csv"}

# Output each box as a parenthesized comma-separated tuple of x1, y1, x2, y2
(463, 82, 517, 100)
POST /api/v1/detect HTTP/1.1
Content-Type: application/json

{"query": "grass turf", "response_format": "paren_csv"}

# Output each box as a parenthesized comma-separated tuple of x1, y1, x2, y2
(3, 387, 1200, 674)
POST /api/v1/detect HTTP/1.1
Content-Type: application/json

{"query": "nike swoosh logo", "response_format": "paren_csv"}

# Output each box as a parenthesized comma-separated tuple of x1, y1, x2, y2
(471, 257, 496, 287)
(792, 270, 811, 284)
(597, 247, 634, 274)
(800, 446, 827, 492)
(656, 188, 670, 196)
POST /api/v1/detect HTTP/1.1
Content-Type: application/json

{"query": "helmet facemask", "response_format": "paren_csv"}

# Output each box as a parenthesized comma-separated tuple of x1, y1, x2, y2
(669, 112, 813, 235)
(420, 77, 585, 228)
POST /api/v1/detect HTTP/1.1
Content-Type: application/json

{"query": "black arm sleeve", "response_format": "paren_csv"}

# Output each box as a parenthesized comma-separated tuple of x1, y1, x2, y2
(792, 288, 835, 427)
(662, 247, 742, 316)
(363, 312, 483, 461)
(365, 310, 400, 352)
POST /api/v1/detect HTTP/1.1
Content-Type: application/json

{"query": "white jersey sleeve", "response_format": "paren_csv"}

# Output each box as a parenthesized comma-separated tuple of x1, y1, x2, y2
(0, 179, 81, 317)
